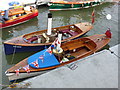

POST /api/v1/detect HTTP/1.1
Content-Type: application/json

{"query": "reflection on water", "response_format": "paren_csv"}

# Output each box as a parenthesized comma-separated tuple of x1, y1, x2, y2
(2, 17, 39, 40)
(6, 51, 38, 65)
(2, 2, 118, 86)
(52, 2, 114, 26)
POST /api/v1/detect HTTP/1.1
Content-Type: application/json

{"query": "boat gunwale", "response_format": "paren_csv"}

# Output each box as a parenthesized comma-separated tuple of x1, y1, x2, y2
(4, 22, 93, 46)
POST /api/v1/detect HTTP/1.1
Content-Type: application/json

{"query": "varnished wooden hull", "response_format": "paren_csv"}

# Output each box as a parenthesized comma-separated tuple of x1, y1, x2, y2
(0, 8, 38, 28)
(5, 34, 111, 81)
(4, 22, 93, 55)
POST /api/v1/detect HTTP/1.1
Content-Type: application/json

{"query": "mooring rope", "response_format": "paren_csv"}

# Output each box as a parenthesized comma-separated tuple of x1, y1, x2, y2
(11, 45, 17, 64)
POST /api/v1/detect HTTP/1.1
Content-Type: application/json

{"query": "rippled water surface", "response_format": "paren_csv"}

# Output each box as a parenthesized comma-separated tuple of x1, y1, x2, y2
(1, 2, 119, 87)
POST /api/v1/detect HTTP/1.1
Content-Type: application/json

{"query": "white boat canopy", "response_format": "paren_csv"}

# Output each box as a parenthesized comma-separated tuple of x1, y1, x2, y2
(0, 0, 36, 10)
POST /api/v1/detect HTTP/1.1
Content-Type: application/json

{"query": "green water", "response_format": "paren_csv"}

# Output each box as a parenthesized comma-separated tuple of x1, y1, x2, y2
(1, 2, 119, 87)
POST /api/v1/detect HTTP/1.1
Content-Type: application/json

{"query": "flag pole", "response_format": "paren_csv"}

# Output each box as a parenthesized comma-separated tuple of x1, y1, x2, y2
(56, 33, 62, 52)
(91, 9, 95, 24)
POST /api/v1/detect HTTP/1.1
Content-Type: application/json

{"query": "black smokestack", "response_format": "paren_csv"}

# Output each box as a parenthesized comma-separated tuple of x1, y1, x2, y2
(48, 13, 52, 18)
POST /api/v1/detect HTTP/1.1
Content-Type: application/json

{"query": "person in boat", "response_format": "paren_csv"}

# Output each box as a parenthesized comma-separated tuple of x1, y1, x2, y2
(0, 11, 5, 23)
(2, 10, 9, 21)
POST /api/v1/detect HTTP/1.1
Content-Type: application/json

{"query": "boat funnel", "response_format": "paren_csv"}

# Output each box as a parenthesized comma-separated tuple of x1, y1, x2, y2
(47, 13, 52, 35)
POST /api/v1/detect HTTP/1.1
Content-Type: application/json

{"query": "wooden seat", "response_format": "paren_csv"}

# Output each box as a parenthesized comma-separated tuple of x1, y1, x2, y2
(67, 44, 85, 51)
(62, 40, 85, 51)
(60, 29, 70, 33)
(60, 29, 78, 36)
(27, 36, 38, 43)
(67, 31, 79, 36)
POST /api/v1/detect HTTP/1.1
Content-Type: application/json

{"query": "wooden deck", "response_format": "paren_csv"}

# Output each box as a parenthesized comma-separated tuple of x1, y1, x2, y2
(75, 22, 92, 32)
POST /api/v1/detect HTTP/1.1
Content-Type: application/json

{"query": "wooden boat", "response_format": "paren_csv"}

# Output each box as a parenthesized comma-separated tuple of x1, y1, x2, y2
(5, 31, 111, 81)
(48, 0, 102, 11)
(4, 22, 93, 55)
(0, 6, 38, 28)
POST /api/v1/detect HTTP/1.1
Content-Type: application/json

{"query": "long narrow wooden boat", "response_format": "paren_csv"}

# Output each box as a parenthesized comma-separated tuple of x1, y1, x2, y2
(48, 0, 102, 11)
(0, 6, 38, 28)
(4, 22, 93, 55)
(5, 32, 111, 81)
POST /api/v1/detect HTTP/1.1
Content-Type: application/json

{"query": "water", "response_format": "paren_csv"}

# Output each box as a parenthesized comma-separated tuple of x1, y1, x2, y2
(1, 2, 119, 87)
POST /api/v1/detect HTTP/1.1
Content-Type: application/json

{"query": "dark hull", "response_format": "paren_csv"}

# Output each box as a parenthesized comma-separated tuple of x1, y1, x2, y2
(4, 34, 84, 55)
(4, 44, 49, 55)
